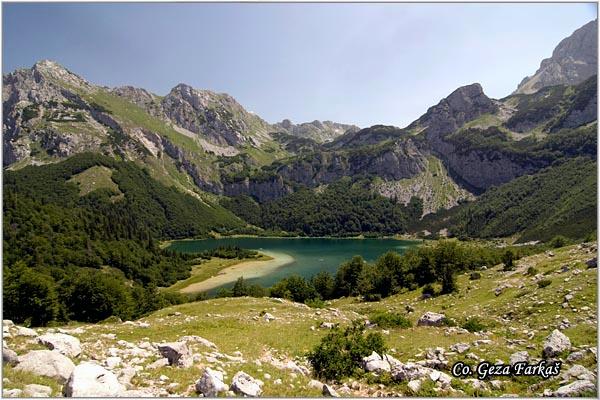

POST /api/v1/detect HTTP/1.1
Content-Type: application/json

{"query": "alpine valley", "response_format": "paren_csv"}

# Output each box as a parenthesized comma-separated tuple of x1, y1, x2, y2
(1, 17, 598, 399)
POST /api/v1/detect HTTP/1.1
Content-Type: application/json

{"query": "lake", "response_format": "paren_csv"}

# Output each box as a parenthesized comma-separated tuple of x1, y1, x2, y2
(167, 237, 420, 290)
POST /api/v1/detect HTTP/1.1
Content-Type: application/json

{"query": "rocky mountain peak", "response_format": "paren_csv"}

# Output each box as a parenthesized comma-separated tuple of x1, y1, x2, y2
(514, 19, 598, 94)
(273, 119, 359, 143)
(31, 59, 90, 89)
(409, 83, 497, 136)
(161, 83, 272, 147)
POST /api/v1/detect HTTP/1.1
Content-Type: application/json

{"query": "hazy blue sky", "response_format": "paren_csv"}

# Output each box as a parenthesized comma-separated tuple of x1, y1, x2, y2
(3, 3, 597, 127)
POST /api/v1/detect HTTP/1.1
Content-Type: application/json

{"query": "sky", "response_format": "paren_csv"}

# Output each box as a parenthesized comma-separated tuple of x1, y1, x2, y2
(2, 3, 597, 128)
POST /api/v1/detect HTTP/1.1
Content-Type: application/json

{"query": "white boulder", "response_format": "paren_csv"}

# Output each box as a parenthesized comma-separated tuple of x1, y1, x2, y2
(64, 362, 124, 397)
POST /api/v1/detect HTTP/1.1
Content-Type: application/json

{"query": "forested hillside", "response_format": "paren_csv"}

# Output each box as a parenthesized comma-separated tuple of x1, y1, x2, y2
(420, 157, 597, 242)
(3, 153, 244, 325)
(222, 178, 424, 236)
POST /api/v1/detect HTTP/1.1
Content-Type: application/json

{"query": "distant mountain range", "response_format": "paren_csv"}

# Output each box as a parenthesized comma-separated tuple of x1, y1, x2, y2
(3, 18, 597, 242)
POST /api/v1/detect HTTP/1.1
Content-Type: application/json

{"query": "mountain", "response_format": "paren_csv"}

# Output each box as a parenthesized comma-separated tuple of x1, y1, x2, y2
(273, 119, 359, 143)
(2, 18, 597, 240)
(515, 19, 597, 94)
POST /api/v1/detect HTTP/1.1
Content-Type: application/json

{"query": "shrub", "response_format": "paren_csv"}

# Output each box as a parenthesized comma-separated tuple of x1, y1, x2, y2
(549, 235, 570, 248)
(369, 312, 412, 329)
(461, 317, 486, 332)
(363, 293, 382, 302)
(441, 316, 457, 327)
(307, 321, 386, 381)
(537, 279, 552, 289)
(3, 265, 60, 326)
(60, 270, 134, 322)
(502, 249, 516, 271)
(469, 272, 482, 280)
(526, 266, 538, 276)
(305, 298, 326, 308)
(422, 283, 436, 298)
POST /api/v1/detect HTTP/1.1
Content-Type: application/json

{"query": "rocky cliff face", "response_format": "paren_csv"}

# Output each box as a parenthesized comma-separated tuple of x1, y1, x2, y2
(515, 19, 597, 94)
(408, 83, 545, 193)
(160, 84, 273, 148)
(273, 119, 359, 143)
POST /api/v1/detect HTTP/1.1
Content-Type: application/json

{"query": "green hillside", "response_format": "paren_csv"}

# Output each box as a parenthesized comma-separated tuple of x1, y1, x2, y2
(3, 153, 244, 326)
(421, 157, 597, 242)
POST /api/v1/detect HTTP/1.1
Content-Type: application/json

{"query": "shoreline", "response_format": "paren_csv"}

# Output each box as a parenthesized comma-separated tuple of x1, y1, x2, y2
(179, 250, 294, 294)
(161, 235, 423, 249)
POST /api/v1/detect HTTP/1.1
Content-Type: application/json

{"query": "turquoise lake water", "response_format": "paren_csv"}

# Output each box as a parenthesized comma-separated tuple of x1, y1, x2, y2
(167, 237, 420, 288)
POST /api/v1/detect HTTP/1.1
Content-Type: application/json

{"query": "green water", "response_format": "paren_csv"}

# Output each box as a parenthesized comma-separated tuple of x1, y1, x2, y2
(167, 237, 420, 288)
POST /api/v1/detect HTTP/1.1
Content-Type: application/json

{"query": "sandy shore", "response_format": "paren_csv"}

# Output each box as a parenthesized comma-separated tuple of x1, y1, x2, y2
(180, 251, 294, 293)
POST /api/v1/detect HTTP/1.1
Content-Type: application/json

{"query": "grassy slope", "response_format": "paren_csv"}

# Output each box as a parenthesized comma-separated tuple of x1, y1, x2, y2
(374, 156, 475, 214)
(4, 243, 596, 397)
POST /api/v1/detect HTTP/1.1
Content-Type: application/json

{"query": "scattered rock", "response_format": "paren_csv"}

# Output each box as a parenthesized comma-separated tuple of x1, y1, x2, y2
(417, 312, 446, 327)
(15, 350, 75, 383)
(566, 350, 586, 363)
(407, 379, 422, 393)
(509, 351, 529, 366)
(362, 351, 391, 373)
(450, 343, 470, 354)
(2, 347, 19, 366)
(105, 356, 122, 369)
(3, 389, 23, 398)
(308, 379, 324, 391)
(147, 357, 170, 370)
(178, 335, 217, 349)
(64, 362, 124, 397)
(157, 342, 193, 368)
(562, 365, 596, 381)
(15, 326, 38, 337)
(230, 371, 263, 397)
(320, 322, 336, 329)
(23, 384, 52, 397)
(322, 384, 340, 397)
(553, 380, 596, 397)
(585, 258, 597, 268)
(263, 313, 275, 322)
(37, 333, 81, 358)
(196, 367, 228, 397)
(543, 330, 571, 358)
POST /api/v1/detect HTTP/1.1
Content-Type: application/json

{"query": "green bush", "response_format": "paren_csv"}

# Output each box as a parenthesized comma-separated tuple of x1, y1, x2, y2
(369, 312, 412, 329)
(305, 298, 326, 308)
(3, 264, 60, 326)
(307, 321, 386, 381)
(461, 317, 486, 332)
(537, 279, 552, 289)
(60, 270, 134, 322)
(502, 250, 516, 271)
(549, 235, 570, 248)
(526, 266, 538, 276)
(469, 272, 482, 280)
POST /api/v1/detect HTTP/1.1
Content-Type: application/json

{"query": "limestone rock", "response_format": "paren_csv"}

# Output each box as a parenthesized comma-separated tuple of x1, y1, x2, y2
(450, 343, 470, 354)
(64, 362, 124, 397)
(15, 326, 38, 337)
(23, 384, 52, 397)
(553, 380, 596, 397)
(515, 20, 598, 95)
(322, 384, 340, 397)
(230, 371, 263, 397)
(157, 342, 193, 368)
(2, 347, 19, 366)
(15, 350, 75, 383)
(195, 367, 228, 397)
(543, 329, 572, 358)
(3, 389, 22, 397)
(417, 312, 446, 327)
(509, 351, 530, 366)
(37, 333, 81, 358)
(362, 351, 391, 373)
